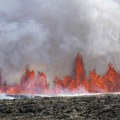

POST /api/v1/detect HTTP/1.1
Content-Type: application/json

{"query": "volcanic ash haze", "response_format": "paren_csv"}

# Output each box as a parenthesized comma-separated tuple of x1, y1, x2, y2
(0, 0, 120, 85)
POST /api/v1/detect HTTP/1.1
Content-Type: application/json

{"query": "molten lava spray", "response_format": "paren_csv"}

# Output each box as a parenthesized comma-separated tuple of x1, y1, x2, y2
(0, 53, 120, 95)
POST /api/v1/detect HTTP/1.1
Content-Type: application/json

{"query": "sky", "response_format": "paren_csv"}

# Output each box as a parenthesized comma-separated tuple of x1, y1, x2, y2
(0, 0, 120, 84)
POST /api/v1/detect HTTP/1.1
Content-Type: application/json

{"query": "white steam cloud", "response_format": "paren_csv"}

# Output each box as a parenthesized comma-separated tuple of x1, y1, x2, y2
(0, 0, 120, 84)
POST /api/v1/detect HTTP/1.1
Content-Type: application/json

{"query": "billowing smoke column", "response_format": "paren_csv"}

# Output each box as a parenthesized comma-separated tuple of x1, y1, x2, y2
(0, 0, 120, 87)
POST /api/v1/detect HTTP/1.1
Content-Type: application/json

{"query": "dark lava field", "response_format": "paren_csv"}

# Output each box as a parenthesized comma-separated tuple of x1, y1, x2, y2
(0, 94, 120, 120)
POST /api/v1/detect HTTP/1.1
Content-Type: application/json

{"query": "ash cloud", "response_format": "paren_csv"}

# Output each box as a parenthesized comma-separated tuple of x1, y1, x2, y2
(0, 0, 120, 84)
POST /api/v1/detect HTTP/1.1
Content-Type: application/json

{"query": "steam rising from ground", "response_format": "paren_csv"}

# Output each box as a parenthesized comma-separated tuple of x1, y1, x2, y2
(0, 0, 120, 84)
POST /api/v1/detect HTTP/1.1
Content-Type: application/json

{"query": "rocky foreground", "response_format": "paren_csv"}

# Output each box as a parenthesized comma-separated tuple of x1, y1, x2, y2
(0, 94, 120, 120)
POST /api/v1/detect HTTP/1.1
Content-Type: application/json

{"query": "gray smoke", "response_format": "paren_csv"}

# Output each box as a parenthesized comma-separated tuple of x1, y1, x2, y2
(0, 0, 120, 84)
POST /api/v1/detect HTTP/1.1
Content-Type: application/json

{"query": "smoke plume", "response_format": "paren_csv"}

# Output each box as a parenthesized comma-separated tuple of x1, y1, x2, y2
(0, 0, 120, 84)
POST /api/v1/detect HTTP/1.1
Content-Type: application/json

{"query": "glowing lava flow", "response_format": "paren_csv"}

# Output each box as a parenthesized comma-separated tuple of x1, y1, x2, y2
(0, 53, 120, 95)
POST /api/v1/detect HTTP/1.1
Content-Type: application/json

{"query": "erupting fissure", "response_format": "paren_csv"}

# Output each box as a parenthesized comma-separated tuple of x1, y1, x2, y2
(0, 52, 120, 95)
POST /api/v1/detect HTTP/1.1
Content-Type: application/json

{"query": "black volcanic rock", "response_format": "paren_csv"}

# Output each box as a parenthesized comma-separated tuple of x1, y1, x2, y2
(0, 94, 120, 120)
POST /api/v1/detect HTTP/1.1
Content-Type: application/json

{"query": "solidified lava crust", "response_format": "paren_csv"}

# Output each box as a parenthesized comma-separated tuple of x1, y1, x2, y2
(0, 94, 120, 120)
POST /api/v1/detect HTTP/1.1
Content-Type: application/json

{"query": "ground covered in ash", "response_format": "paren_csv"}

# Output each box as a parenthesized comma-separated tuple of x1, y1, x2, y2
(0, 94, 120, 120)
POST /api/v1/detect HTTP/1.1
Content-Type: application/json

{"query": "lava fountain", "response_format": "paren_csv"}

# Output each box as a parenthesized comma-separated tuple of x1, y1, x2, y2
(0, 52, 120, 96)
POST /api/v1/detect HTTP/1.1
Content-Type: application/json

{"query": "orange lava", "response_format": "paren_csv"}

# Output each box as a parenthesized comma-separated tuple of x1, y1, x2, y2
(0, 53, 120, 95)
